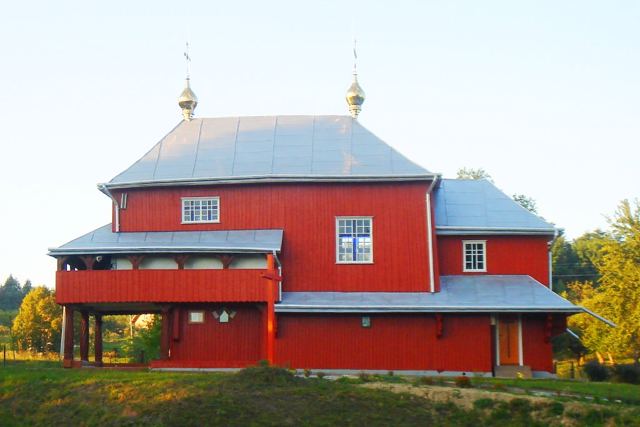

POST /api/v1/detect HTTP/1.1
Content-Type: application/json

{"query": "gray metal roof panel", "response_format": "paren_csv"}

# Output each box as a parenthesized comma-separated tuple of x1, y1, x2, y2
(107, 116, 432, 188)
(434, 179, 555, 234)
(275, 275, 580, 313)
(48, 224, 283, 256)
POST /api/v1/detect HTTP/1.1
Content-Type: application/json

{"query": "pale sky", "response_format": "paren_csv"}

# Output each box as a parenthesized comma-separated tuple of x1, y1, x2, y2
(0, 1, 638, 288)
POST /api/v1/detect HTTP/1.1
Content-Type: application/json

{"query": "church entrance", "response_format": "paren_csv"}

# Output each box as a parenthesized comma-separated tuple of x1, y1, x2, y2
(497, 314, 521, 366)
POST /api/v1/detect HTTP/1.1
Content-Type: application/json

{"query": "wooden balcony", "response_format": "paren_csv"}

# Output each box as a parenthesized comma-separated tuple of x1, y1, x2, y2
(56, 269, 275, 305)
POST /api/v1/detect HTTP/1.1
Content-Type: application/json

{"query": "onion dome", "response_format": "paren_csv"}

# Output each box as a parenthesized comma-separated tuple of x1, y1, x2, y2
(178, 77, 198, 121)
(346, 73, 365, 119)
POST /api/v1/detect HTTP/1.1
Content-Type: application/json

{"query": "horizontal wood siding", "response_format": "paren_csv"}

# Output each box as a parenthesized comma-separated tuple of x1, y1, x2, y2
(437, 235, 551, 285)
(169, 304, 262, 364)
(275, 314, 492, 372)
(56, 270, 273, 304)
(115, 182, 432, 292)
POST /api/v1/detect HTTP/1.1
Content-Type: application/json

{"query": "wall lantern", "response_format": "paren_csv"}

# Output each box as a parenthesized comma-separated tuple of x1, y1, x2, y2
(361, 316, 371, 328)
(213, 308, 236, 323)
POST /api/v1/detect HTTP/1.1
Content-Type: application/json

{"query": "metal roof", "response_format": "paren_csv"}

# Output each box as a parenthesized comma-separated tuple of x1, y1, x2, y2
(48, 224, 283, 256)
(105, 116, 434, 189)
(276, 275, 582, 313)
(434, 179, 555, 235)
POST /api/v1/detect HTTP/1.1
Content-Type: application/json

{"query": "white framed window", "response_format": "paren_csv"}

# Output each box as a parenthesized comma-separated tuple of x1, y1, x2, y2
(463, 240, 487, 272)
(188, 311, 205, 324)
(182, 197, 220, 224)
(336, 217, 373, 264)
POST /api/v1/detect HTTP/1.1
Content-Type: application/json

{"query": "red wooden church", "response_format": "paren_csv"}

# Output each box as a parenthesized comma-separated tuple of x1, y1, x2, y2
(49, 69, 608, 377)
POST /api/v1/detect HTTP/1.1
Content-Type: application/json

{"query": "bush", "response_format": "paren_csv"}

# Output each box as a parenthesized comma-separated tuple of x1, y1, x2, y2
(303, 368, 312, 378)
(358, 372, 373, 382)
(230, 363, 299, 387)
(473, 398, 495, 410)
(454, 375, 471, 388)
(583, 361, 611, 382)
(316, 371, 326, 379)
(612, 364, 640, 385)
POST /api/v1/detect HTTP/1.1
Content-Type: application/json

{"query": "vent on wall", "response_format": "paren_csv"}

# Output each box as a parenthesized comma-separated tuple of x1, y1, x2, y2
(120, 193, 128, 209)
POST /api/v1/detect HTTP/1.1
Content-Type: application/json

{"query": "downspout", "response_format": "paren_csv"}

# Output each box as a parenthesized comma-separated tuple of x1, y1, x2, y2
(548, 229, 558, 291)
(272, 250, 282, 301)
(426, 177, 439, 293)
(98, 184, 120, 232)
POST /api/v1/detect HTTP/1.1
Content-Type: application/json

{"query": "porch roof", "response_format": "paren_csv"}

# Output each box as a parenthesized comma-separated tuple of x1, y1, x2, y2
(276, 275, 612, 325)
(48, 224, 283, 256)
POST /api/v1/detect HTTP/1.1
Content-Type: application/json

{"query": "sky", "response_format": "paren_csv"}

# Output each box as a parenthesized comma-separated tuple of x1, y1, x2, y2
(0, 1, 639, 288)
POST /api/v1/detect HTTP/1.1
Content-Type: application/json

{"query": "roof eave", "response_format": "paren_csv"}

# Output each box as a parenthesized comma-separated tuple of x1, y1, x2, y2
(47, 247, 281, 257)
(101, 173, 441, 191)
(275, 306, 584, 313)
(436, 226, 556, 236)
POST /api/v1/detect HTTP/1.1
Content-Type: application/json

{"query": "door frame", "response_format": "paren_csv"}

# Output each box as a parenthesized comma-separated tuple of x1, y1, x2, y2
(495, 313, 523, 366)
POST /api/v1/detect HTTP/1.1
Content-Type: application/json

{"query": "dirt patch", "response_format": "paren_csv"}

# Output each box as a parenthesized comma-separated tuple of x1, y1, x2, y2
(361, 382, 552, 410)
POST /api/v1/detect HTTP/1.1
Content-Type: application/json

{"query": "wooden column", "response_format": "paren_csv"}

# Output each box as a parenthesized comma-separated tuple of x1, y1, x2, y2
(265, 254, 276, 364)
(80, 311, 90, 364)
(63, 307, 74, 368)
(160, 306, 171, 360)
(94, 314, 103, 367)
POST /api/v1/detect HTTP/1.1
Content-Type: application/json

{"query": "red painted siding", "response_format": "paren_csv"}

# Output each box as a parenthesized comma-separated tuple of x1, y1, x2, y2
(168, 304, 263, 364)
(437, 235, 551, 285)
(522, 315, 553, 372)
(56, 270, 275, 304)
(274, 314, 492, 372)
(114, 182, 433, 292)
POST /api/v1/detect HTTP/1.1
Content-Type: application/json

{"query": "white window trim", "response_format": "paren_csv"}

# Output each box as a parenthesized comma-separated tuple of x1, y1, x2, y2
(462, 239, 487, 272)
(181, 196, 220, 224)
(188, 310, 205, 324)
(335, 216, 374, 264)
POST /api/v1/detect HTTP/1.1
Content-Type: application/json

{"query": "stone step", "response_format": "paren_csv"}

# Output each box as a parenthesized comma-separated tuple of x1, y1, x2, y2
(494, 365, 532, 378)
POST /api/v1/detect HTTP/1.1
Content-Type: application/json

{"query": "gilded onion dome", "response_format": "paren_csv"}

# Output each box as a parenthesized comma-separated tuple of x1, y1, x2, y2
(346, 73, 365, 119)
(178, 77, 198, 121)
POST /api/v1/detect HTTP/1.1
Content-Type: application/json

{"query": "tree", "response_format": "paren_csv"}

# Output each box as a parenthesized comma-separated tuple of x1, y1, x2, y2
(512, 194, 538, 214)
(456, 167, 492, 181)
(567, 200, 640, 363)
(21, 280, 33, 298)
(12, 287, 62, 353)
(0, 275, 24, 310)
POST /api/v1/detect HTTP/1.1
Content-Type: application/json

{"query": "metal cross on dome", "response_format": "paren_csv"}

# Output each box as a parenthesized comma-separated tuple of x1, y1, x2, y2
(184, 42, 192, 78)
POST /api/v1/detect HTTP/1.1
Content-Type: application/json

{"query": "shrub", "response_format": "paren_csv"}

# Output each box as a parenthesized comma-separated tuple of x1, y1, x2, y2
(358, 372, 373, 382)
(583, 361, 610, 382)
(546, 401, 564, 416)
(316, 371, 326, 379)
(416, 376, 434, 386)
(612, 364, 640, 384)
(492, 382, 506, 391)
(230, 363, 299, 387)
(387, 370, 394, 377)
(454, 375, 471, 388)
(473, 398, 495, 410)
(303, 368, 312, 378)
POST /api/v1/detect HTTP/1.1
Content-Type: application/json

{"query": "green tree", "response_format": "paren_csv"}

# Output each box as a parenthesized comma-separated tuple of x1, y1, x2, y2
(456, 167, 492, 181)
(512, 194, 538, 214)
(0, 275, 24, 310)
(12, 287, 62, 353)
(567, 200, 640, 363)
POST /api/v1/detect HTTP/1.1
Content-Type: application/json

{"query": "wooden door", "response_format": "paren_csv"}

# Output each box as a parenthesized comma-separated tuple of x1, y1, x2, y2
(498, 315, 519, 365)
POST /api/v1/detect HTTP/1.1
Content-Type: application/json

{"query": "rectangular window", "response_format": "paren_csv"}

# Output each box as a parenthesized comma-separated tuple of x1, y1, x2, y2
(182, 197, 220, 223)
(188, 311, 204, 324)
(463, 240, 487, 272)
(336, 217, 373, 263)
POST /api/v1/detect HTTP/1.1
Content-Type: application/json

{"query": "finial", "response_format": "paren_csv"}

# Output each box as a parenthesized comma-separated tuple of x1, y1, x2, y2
(345, 38, 365, 119)
(178, 42, 198, 121)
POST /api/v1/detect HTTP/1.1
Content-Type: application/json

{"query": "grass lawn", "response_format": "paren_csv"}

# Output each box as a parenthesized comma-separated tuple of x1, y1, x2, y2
(469, 377, 640, 405)
(1, 362, 639, 426)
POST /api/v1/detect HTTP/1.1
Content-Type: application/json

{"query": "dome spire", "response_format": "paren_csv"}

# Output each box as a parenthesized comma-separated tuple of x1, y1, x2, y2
(345, 38, 365, 119)
(178, 42, 198, 121)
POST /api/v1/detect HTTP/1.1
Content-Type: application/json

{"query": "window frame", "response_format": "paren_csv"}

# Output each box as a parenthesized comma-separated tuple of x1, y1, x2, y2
(181, 196, 220, 224)
(335, 216, 374, 264)
(188, 310, 205, 324)
(462, 240, 487, 272)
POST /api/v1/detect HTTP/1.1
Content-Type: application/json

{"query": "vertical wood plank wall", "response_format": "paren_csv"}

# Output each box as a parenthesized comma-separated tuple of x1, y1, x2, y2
(437, 235, 551, 285)
(274, 314, 493, 372)
(114, 182, 432, 292)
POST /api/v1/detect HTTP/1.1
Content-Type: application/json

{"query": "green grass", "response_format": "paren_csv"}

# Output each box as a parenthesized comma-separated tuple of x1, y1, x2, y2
(1, 362, 639, 426)
(471, 377, 640, 405)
